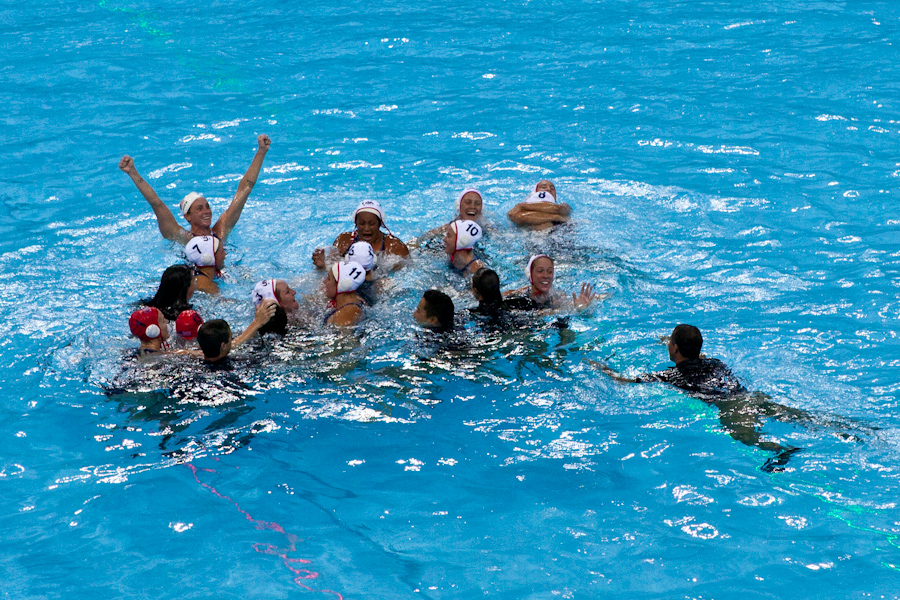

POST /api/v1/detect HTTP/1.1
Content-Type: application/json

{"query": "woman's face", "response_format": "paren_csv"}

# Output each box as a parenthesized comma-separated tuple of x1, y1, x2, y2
(324, 271, 338, 300)
(535, 180, 557, 200)
(458, 192, 483, 220)
(354, 212, 381, 242)
(443, 226, 457, 256)
(530, 257, 555, 294)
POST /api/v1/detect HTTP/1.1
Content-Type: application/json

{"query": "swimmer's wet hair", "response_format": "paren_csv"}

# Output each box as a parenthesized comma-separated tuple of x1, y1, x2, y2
(145, 264, 193, 320)
(672, 324, 703, 359)
(423, 290, 455, 331)
(197, 319, 231, 358)
(472, 268, 503, 306)
(259, 305, 288, 336)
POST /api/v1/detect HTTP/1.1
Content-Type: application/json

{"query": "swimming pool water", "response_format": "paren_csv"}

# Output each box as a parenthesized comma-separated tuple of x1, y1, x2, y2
(2, 0, 900, 598)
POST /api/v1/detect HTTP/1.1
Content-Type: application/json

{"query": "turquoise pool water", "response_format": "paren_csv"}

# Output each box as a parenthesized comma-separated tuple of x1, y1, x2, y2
(3, 0, 900, 597)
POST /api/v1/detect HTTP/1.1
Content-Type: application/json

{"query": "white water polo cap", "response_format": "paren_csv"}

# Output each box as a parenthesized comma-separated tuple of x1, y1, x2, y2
(455, 188, 483, 210)
(252, 279, 279, 306)
(352, 200, 385, 225)
(184, 236, 220, 267)
(180, 192, 204, 216)
(331, 261, 367, 294)
(525, 189, 557, 204)
(451, 220, 483, 250)
(347, 241, 377, 271)
(525, 254, 552, 283)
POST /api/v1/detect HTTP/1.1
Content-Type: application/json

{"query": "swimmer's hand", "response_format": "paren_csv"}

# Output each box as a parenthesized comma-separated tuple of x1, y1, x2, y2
(257, 134, 271, 152)
(254, 299, 278, 325)
(573, 283, 597, 309)
(118, 155, 136, 175)
(312, 248, 326, 268)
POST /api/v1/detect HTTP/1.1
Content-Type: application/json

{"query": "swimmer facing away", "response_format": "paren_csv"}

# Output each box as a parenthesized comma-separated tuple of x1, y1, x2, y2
(323, 261, 368, 327)
(593, 324, 826, 472)
(142, 264, 195, 321)
(507, 180, 572, 230)
(312, 200, 409, 270)
(444, 219, 485, 275)
(118, 134, 271, 246)
(505, 254, 598, 310)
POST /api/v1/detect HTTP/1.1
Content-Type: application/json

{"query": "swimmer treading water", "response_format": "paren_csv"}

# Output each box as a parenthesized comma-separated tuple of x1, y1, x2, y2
(111, 135, 876, 513)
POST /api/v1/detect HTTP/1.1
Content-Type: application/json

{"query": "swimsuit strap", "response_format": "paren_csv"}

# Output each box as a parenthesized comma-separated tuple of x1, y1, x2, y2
(324, 301, 365, 324)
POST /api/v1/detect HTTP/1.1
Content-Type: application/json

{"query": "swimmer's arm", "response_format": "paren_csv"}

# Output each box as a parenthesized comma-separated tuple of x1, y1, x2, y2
(119, 156, 189, 243)
(407, 223, 447, 248)
(233, 300, 277, 347)
(215, 134, 270, 241)
(587, 359, 640, 383)
(385, 236, 410, 267)
(502, 285, 530, 298)
(171, 348, 203, 357)
(507, 203, 570, 227)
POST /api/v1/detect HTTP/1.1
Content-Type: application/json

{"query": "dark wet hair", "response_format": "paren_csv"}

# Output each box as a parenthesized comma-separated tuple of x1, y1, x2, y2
(423, 290, 455, 331)
(672, 324, 703, 359)
(259, 305, 288, 336)
(197, 319, 231, 359)
(472, 268, 503, 307)
(144, 264, 193, 320)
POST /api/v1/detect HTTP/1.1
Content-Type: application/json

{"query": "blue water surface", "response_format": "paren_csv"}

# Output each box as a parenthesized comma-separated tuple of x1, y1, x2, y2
(2, 0, 900, 598)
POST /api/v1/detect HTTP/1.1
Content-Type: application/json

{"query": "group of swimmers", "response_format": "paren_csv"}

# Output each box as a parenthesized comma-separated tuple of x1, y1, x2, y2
(120, 134, 599, 366)
(120, 135, 851, 470)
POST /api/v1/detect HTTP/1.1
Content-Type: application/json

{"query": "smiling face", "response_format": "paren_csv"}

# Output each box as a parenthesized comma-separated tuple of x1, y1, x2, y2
(275, 280, 299, 312)
(535, 180, 557, 200)
(354, 212, 381, 243)
(184, 197, 213, 229)
(530, 257, 555, 295)
(458, 192, 483, 220)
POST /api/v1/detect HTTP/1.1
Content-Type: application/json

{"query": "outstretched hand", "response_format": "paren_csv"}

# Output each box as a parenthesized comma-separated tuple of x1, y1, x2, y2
(118, 155, 136, 174)
(572, 282, 597, 309)
(258, 134, 271, 151)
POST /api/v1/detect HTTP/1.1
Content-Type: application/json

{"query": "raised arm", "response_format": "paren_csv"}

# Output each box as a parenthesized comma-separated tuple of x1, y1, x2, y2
(232, 300, 277, 347)
(119, 155, 188, 243)
(214, 134, 271, 242)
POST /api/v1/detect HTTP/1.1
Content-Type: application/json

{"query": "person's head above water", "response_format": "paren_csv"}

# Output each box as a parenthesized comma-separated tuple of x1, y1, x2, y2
(324, 261, 367, 300)
(197, 319, 232, 362)
(414, 289, 455, 332)
(259, 305, 288, 336)
(444, 220, 483, 257)
(526, 254, 555, 295)
(175, 309, 204, 341)
(351, 200, 387, 244)
(346, 241, 377, 272)
(252, 278, 299, 312)
(455, 188, 484, 221)
(180, 192, 213, 230)
(146, 264, 194, 320)
(669, 324, 703, 362)
(472, 268, 503, 306)
(129, 306, 168, 350)
(184, 235, 224, 270)
(534, 180, 557, 200)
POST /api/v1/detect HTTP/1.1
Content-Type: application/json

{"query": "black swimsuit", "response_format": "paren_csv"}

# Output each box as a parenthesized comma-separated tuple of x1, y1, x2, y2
(324, 302, 366, 324)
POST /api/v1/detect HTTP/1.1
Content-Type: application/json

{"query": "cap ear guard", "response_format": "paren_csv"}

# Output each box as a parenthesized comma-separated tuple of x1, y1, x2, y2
(144, 324, 161, 339)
